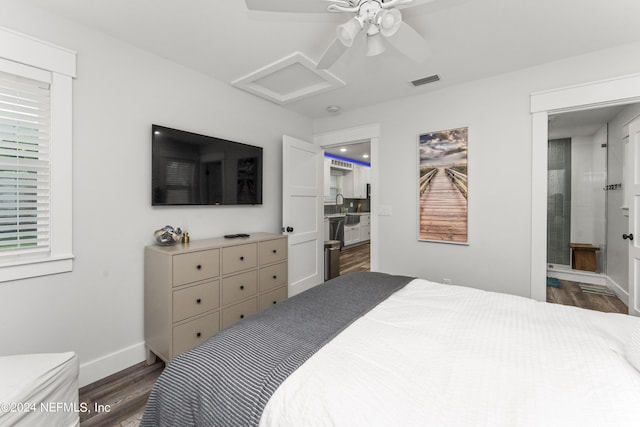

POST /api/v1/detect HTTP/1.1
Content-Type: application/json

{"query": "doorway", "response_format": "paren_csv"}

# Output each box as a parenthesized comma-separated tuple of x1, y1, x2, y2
(314, 123, 380, 276)
(545, 106, 633, 312)
(323, 140, 372, 276)
(531, 73, 640, 314)
(546, 106, 623, 280)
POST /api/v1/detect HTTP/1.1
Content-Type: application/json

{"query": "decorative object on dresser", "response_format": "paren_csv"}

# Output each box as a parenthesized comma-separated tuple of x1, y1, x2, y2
(153, 225, 183, 246)
(144, 232, 288, 363)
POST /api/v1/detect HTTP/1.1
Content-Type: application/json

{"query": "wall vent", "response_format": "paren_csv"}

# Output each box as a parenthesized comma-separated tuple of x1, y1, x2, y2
(330, 159, 353, 170)
(411, 74, 441, 87)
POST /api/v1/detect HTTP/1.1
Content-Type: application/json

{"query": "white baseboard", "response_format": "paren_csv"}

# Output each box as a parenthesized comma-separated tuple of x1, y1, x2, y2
(606, 276, 629, 306)
(78, 341, 146, 388)
(547, 267, 606, 286)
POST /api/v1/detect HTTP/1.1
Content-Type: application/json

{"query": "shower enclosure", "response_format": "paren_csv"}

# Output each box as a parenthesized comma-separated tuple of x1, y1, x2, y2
(546, 133, 607, 275)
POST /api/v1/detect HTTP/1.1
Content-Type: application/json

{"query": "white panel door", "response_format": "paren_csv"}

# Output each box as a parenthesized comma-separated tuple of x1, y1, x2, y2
(283, 135, 324, 296)
(628, 117, 640, 316)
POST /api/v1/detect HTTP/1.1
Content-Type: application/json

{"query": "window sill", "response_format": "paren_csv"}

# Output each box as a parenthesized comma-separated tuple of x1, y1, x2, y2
(0, 255, 74, 283)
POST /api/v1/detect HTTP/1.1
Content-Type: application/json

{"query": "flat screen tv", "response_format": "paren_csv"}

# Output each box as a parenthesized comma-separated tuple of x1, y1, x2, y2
(152, 125, 263, 206)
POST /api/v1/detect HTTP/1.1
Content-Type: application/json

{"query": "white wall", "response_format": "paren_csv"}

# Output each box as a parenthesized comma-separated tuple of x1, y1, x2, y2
(314, 41, 640, 298)
(0, 1, 312, 386)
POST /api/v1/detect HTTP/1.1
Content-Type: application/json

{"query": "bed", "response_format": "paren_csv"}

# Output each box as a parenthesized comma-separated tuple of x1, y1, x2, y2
(0, 351, 79, 427)
(141, 272, 640, 427)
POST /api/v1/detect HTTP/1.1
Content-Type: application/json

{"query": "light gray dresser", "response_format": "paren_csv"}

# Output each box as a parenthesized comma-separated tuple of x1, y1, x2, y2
(144, 232, 288, 363)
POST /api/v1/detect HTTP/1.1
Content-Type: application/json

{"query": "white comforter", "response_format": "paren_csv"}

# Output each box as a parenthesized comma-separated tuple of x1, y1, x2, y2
(260, 279, 640, 427)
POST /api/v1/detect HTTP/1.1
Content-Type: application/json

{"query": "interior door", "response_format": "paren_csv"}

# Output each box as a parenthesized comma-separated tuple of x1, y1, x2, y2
(628, 117, 640, 316)
(282, 135, 324, 296)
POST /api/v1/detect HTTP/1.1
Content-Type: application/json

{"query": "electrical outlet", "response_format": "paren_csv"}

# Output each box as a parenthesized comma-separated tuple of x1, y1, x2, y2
(443, 278, 452, 285)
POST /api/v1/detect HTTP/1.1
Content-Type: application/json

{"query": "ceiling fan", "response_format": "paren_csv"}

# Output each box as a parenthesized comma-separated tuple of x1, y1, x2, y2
(245, 0, 433, 69)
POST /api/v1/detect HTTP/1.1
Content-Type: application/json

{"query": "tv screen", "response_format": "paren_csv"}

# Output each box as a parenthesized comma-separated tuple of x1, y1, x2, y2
(152, 125, 263, 206)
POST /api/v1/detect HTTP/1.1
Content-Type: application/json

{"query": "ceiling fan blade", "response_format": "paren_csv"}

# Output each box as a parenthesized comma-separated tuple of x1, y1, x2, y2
(386, 21, 431, 62)
(245, 0, 329, 13)
(317, 38, 349, 69)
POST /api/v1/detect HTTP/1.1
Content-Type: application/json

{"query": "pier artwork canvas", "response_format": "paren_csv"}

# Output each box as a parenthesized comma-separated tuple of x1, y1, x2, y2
(418, 127, 468, 244)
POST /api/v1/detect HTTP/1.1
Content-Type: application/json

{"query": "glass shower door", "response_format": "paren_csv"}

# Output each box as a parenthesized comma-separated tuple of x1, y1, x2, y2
(547, 138, 572, 266)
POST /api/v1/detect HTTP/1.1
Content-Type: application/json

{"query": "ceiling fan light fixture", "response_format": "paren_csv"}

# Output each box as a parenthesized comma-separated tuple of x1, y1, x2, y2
(366, 33, 386, 57)
(337, 17, 363, 47)
(377, 9, 402, 38)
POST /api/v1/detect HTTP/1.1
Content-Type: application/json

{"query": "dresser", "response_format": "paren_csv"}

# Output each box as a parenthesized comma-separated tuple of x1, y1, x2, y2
(144, 232, 288, 363)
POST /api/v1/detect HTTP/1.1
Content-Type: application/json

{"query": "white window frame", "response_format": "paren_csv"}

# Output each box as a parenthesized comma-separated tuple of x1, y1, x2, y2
(0, 27, 76, 282)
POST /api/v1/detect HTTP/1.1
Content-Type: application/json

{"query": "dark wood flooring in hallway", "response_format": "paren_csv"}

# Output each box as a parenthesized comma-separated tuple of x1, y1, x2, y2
(339, 242, 370, 275)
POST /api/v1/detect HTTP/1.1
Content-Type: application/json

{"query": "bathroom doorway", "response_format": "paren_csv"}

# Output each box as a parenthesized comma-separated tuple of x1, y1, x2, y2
(546, 103, 640, 308)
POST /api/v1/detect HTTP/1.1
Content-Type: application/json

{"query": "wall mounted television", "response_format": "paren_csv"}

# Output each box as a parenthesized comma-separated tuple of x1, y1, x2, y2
(152, 125, 263, 206)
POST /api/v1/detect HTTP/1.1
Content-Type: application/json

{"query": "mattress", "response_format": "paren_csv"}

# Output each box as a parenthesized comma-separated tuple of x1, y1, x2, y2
(142, 272, 640, 426)
(260, 279, 640, 426)
(0, 352, 79, 427)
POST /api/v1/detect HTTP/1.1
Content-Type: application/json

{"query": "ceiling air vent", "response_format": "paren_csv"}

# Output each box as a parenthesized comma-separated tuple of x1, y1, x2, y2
(411, 74, 441, 87)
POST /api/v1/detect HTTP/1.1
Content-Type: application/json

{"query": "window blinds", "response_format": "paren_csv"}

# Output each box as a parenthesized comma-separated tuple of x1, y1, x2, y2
(0, 69, 51, 255)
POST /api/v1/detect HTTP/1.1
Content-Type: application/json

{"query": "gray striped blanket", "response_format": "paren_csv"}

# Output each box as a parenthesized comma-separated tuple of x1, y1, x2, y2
(140, 271, 413, 427)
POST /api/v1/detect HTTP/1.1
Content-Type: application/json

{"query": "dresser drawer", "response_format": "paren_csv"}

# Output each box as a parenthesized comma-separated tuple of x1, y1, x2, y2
(259, 238, 287, 265)
(259, 262, 288, 292)
(259, 286, 288, 311)
(172, 312, 219, 356)
(221, 270, 258, 306)
(221, 298, 257, 329)
(222, 243, 257, 275)
(173, 280, 220, 323)
(173, 249, 220, 286)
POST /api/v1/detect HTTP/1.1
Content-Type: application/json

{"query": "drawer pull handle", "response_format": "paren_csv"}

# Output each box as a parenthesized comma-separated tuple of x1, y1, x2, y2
(272, 249, 277, 253)
(240, 285, 245, 290)
(196, 332, 202, 338)
(196, 298, 202, 304)
(273, 275, 277, 279)
(240, 256, 244, 261)
(272, 301, 277, 305)
(240, 314, 244, 319)
(196, 264, 202, 270)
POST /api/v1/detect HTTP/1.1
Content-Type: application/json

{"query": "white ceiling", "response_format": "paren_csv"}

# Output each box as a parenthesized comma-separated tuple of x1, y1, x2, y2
(548, 104, 629, 139)
(21, 0, 640, 119)
(324, 141, 372, 163)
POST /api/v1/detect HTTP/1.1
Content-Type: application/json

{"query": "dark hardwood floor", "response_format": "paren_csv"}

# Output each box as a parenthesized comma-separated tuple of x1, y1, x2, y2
(339, 242, 370, 275)
(79, 360, 164, 426)
(547, 278, 628, 314)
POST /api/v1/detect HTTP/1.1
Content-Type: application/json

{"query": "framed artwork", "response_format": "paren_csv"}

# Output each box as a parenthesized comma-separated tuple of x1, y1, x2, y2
(418, 127, 468, 244)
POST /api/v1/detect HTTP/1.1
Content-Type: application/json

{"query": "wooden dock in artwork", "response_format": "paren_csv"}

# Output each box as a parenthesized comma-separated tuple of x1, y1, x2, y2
(419, 167, 468, 242)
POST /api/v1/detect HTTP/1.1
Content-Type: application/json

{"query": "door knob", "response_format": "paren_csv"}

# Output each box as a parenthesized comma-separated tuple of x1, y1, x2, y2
(623, 233, 634, 241)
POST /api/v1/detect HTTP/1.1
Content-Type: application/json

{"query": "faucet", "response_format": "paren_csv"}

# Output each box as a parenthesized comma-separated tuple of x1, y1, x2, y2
(335, 193, 344, 213)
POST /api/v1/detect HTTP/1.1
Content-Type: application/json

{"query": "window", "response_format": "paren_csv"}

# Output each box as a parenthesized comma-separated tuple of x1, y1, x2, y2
(0, 69, 51, 255)
(0, 27, 76, 282)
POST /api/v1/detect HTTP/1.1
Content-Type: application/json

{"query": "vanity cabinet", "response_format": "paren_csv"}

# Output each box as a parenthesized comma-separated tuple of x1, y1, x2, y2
(144, 232, 287, 363)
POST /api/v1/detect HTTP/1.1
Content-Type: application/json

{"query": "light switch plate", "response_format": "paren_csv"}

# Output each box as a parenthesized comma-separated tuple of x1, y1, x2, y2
(378, 205, 392, 216)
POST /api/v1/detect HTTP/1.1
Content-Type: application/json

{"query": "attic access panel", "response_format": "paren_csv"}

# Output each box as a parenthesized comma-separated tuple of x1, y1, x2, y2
(231, 52, 345, 105)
